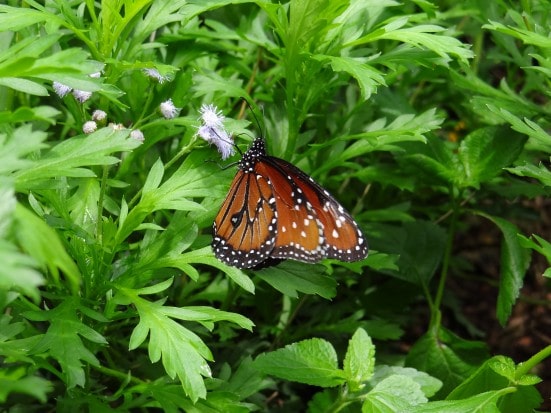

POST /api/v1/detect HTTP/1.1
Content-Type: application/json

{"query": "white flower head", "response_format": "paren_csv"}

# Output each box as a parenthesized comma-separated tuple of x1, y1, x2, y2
(196, 104, 235, 160)
(53, 81, 72, 98)
(199, 104, 225, 128)
(143, 68, 168, 84)
(92, 109, 107, 122)
(130, 129, 145, 143)
(73, 89, 92, 103)
(83, 121, 97, 134)
(160, 99, 180, 119)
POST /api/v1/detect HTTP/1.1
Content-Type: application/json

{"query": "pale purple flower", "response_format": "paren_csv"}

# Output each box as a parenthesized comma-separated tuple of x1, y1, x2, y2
(143, 68, 168, 84)
(83, 121, 97, 134)
(92, 110, 107, 122)
(53, 81, 72, 98)
(130, 129, 145, 143)
(196, 104, 235, 160)
(73, 89, 92, 103)
(160, 99, 180, 119)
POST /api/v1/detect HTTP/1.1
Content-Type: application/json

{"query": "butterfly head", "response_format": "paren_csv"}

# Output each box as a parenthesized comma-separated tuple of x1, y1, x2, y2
(239, 137, 267, 172)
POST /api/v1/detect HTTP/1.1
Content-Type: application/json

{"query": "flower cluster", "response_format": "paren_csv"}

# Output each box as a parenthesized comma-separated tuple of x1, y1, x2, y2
(196, 104, 235, 160)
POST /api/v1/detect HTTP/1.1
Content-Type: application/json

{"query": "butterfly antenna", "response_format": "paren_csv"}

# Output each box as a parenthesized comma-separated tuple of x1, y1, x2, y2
(240, 97, 265, 139)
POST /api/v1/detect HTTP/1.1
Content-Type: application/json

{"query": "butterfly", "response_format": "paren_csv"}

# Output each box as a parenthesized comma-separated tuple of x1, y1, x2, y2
(212, 137, 368, 269)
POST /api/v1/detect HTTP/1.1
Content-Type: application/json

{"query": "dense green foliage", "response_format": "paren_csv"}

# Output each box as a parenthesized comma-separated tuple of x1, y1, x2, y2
(1, 0, 550, 411)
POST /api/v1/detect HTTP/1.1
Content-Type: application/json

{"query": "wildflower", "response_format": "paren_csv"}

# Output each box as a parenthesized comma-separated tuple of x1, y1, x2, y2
(196, 104, 235, 160)
(92, 110, 107, 122)
(53, 81, 72, 98)
(130, 129, 145, 143)
(73, 89, 92, 103)
(143, 68, 168, 84)
(199, 104, 225, 128)
(160, 99, 180, 119)
(108, 123, 125, 130)
(83, 121, 97, 134)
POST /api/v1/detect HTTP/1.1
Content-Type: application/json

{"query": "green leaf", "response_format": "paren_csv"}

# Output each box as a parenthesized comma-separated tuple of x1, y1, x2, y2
(0, 5, 48, 31)
(142, 157, 165, 194)
(0, 125, 47, 175)
(26, 298, 106, 389)
(0, 105, 60, 125)
(127, 293, 212, 403)
(476, 213, 530, 325)
(311, 54, 386, 100)
(371, 366, 442, 398)
(0, 77, 48, 95)
(169, 246, 255, 293)
(254, 338, 346, 387)
(348, 17, 474, 65)
(344, 328, 375, 391)
(447, 356, 543, 413)
(256, 261, 336, 298)
(218, 356, 269, 400)
(363, 375, 427, 413)
(121, 281, 250, 403)
(386, 220, 446, 286)
(506, 162, 551, 187)
(406, 327, 489, 397)
(409, 388, 515, 413)
(13, 204, 80, 293)
(115, 150, 224, 244)
(457, 126, 526, 188)
(0, 366, 52, 403)
(14, 127, 140, 191)
(518, 234, 551, 266)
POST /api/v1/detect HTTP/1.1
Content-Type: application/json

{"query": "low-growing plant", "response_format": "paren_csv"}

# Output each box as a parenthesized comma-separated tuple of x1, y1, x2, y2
(1, 0, 550, 411)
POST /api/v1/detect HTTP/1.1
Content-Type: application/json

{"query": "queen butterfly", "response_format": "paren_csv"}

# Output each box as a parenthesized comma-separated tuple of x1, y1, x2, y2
(212, 138, 368, 269)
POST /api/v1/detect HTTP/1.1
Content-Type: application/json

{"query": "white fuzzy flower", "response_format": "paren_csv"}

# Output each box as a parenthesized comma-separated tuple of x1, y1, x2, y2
(130, 129, 145, 142)
(196, 104, 235, 160)
(92, 110, 107, 122)
(143, 68, 168, 84)
(160, 99, 180, 119)
(199, 104, 225, 128)
(53, 81, 72, 98)
(83, 121, 97, 134)
(73, 89, 92, 103)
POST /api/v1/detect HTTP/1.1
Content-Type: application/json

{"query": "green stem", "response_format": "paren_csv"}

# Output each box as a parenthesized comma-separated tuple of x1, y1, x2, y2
(431, 187, 460, 328)
(516, 344, 551, 379)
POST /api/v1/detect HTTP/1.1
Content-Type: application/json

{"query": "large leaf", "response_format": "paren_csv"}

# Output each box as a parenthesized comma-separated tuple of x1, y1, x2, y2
(25, 298, 106, 389)
(457, 126, 526, 188)
(254, 338, 346, 387)
(344, 328, 375, 391)
(256, 261, 336, 298)
(406, 327, 489, 397)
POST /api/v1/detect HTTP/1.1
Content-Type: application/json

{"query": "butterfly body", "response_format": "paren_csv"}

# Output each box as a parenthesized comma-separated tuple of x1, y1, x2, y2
(212, 138, 368, 269)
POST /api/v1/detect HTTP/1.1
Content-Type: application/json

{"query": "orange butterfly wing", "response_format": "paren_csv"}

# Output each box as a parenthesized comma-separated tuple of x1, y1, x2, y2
(212, 169, 277, 268)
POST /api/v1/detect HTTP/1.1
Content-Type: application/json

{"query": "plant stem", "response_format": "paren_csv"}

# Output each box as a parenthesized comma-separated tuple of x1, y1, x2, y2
(431, 187, 459, 328)
(516, 344, 551, 378)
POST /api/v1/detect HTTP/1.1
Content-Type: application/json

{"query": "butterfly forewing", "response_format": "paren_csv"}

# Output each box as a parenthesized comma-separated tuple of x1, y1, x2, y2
(212, 170, 277, 268)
